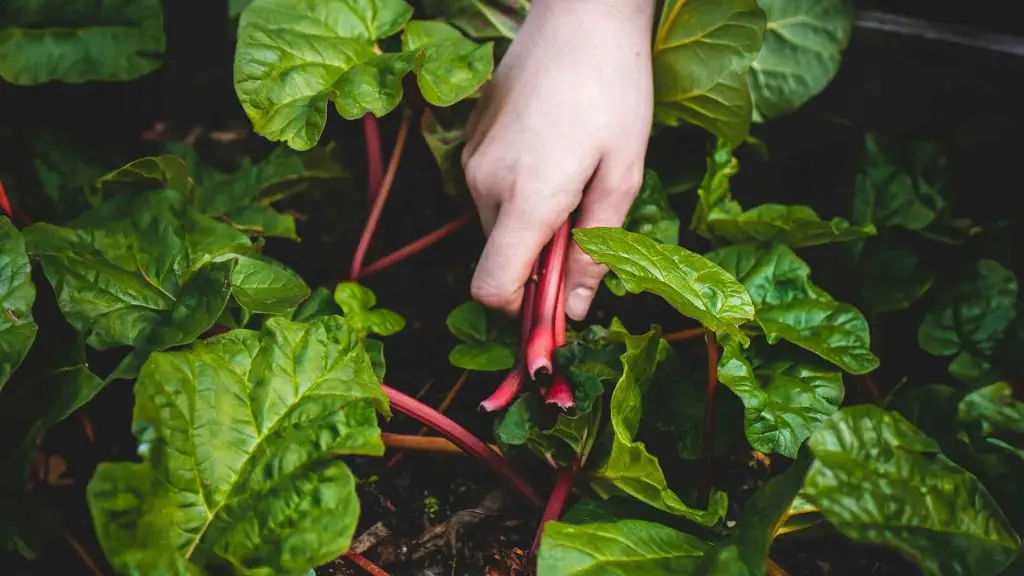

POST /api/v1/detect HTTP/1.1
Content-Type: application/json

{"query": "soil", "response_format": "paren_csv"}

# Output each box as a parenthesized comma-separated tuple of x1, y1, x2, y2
(2, 2, 1023, 575)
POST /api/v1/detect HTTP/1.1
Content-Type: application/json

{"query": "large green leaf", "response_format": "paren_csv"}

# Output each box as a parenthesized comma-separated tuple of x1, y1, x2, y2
(918, 260, 1018, 382)
(234, 0, 492, 150)
(653, 0, 766, 145)
(0, 0, 165, 85)
(495, 393, 602, 467)
(574, 227, 754, 344)
(23, 189, 250, 350)
(805, 405, 1021, 576)
(87, 317, 387, 575)
(95, 155, 193, 198)
(708, 203, 875, 248)
(749, 0, 852, 121)
(718, 338, 843, 458)
(230, 254, 310, 316)
(0, 218, 36, 391)
(707, 242, 878, 373)
(536, 520, 710, 575)
(691, 138, 739, 237)
(446, 300, 516, 371)
(590, 324, 726, 525)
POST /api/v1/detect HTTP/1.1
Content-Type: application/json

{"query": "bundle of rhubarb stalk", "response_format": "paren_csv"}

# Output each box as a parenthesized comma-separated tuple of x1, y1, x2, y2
(481, 220, 574, 412)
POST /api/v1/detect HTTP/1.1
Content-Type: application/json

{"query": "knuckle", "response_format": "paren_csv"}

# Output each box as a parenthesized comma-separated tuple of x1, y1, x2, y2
(608, 163, 645, 197)
(470, 277, 516, 314)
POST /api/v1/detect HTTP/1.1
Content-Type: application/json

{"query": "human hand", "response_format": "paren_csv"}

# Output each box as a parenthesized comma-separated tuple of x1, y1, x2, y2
(462, 0, 655, 321)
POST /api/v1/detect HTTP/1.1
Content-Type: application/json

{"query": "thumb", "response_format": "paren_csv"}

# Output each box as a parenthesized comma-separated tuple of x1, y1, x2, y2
(563, 163, 643, 320)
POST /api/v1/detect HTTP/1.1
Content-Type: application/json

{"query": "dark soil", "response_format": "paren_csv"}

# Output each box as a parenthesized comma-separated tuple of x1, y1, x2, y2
(3, 2, 1023, 575)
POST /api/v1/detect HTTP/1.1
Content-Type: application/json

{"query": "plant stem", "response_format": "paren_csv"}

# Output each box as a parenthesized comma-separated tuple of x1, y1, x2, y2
(480, 259, 540, 412)
(699, 328, 718, 508)
(545, 276, 574, 408)
(382, 383, 543, 508)
(526, 220, 571, 377)
(530, 458, 581, 555)
(356, 213, 472, 280)
(381, 433, 500, 455)
(347, 551, 390, 576)
(350, 109, 411, 280)
(0, 179, 12, 219)
(363, 115, 384, 204)
(63, 528, 102, 576)
(385, 371, 470, 468)
(767, 558, 790, 576)
(663, 327, 705, 342)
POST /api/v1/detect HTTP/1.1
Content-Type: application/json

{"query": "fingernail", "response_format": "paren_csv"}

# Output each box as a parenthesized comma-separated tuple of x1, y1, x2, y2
(566, 287, 594, 321)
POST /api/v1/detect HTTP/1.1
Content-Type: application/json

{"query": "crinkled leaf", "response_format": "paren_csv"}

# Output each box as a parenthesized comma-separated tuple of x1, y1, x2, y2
(805, 405, 1021, 576)
(23, 189, 250, 350)
(230, 254, 310, 316)
(590, 324, 726, 525)
(707, 242, 878, 373)
(653, 0, 766, 145)
(749, 0, 852, 121)
(420, 108, 467, 197)
(537, 519, 711, 575)
(0, 0, 165, 85)
(918, 260, 1018, 382)
(859, 243, 934, 315)
(234, 0, 492, 150)
(28, 131, 118, 220)
(708, 203, 875, 248)
(333, 282, 405, 338)
(958, 382, 1024, 437)
(574, 227, 754, 344)
(422, 0, 528, 40)
(718, 338, 843, 458)
(87, 317, 387, 575)
(0, 218, 36, 391)
(446, 300, 516, 371)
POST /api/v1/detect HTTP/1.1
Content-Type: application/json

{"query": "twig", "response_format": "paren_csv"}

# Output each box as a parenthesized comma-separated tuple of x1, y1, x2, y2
(663, 327, 705, 342)
(381, 433, 500, 455)
(63, 529, 102, 576)
(386, 371, 470, 469)
(364, 115, 384, 204)
(350, 522, 392, 555)
(356, 213, 473, 280)
(350, 109, 411, 280)
(347, 551, 390, 576)
(382, 383, 543, 508)
(699, 329, 718, 508)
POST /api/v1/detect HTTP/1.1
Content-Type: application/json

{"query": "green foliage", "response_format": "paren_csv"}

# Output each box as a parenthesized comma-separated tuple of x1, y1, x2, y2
(233, 0, 494, 150)
(574, 227, 755, 344)
(749, 0, 853, 121)
(653, 0, 767, 145)
(87, 317, 387, 575)
(805, 405, 1020, 576)
(446, 300, 517, 371)
(0, 218, 36, 391)
(537, 519, 711, 575)
(707, 242, 879, 373)
(334, 282, 406, 338)
(0, 0, 165, 85)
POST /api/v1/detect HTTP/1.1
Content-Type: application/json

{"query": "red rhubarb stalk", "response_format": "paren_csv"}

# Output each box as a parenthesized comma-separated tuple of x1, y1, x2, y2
(350, 109, 411, 280)
(363, 115, 384, 204)
(699, 329, 718, 508)
(480, 259, 540, 412)
(0, 180, 12, 219)
(383, 383, 543, 508)
(530, 458, 581, 554)
(356, 213, 472, 280)
(526, 220, 571, 378)
(545, 279, 574, 408)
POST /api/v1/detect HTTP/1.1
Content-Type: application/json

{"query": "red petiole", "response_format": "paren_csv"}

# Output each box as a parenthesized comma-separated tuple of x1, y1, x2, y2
(527, 220, 571, 378)
(363, 115, 384, 204)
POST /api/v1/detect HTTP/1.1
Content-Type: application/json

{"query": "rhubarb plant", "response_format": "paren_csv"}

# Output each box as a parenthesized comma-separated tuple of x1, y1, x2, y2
(2, 0, 1023, 575)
